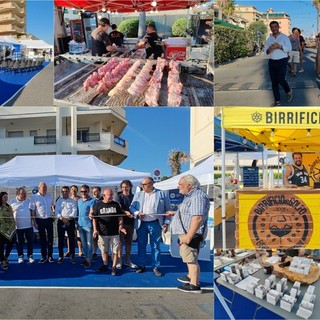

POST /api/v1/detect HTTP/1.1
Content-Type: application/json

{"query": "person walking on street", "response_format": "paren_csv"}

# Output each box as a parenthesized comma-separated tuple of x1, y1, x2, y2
(168, 175, 210, 294)
(265, 21, 292, 106)
(288, 28, 302, 77)
(298, 28, 306, 73)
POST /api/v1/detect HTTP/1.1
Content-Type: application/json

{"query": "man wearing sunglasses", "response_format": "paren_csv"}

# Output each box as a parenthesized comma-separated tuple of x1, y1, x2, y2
(130, 177, 171, 276)
(77, 185, 97, 268)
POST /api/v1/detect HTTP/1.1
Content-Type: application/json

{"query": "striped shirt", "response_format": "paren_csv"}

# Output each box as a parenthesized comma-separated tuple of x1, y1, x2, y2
(171, 187, 210, 237)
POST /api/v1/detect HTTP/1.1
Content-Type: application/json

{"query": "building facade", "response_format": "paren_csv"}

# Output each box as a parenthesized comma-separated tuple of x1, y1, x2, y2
(0, 107, 128, 165)
(0, 0, 26, 37)
(234, 5, 262, 24)
(261, 8, 291, 36)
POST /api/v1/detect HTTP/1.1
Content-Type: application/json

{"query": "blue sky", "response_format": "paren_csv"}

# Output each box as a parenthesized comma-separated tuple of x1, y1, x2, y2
(118, 108, 190, 178)
(236, 0, 318, 37)
(27, 0, 53, 44)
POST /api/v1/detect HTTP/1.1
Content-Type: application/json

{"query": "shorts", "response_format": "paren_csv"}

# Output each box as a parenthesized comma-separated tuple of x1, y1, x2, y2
(179, 235, 199, 263)
(120, 224, 134, 244)
(98, 234, 121, 254)
(288, 51, 299, 63)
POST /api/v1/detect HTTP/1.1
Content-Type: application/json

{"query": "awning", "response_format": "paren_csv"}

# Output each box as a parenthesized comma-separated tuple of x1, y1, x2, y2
(54, 0, 210, 13)
(214, 117, 263, 152)
(222, 107, 320, 152)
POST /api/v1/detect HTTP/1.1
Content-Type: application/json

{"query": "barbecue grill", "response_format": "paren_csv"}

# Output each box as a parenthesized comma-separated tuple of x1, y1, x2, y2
(54, 53, 213, 107)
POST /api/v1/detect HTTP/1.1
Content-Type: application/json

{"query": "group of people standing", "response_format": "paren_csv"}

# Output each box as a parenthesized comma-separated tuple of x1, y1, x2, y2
(91, 17, 163, 59)
(0, 174, 210, 293)
(265, 21, 306, 106)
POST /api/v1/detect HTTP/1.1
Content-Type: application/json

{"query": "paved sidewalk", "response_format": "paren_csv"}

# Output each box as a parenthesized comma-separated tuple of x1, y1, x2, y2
(5, 62, 54, 106)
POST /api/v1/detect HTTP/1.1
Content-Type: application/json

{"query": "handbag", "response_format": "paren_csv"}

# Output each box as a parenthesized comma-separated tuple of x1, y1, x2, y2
(178, 210, 204, 250)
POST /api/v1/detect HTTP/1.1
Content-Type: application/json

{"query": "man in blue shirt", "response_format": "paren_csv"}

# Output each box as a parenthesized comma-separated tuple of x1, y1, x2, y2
(77, 185, 96, 268)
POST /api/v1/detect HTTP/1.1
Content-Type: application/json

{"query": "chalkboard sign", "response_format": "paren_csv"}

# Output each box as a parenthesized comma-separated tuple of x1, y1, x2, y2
(242, 166, 259, 187)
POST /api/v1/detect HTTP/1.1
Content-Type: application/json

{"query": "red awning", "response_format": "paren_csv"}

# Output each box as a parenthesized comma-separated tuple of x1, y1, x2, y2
(54, 0, 209, 13)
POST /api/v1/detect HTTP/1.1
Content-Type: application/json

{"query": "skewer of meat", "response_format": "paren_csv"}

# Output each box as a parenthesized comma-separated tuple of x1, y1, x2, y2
(127, 60, 154, 96)
(145, 57, 166, 106)
(108, 60, 141, 97)
(167, 60, 183, 106)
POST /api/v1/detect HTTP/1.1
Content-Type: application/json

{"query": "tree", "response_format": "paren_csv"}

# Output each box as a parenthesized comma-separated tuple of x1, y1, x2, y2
(222, 0, 235, 16)
(168, 150, 189, 176)
(172, 18, 191, 37)
(248, 21, 268, 41)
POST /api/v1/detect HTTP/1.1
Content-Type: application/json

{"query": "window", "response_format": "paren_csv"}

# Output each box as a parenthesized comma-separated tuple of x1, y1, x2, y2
(7, 131, 23, 137)
(77, 128, 89, 142)
(30, 130, 37, 137)
(47, 129, 56, 136)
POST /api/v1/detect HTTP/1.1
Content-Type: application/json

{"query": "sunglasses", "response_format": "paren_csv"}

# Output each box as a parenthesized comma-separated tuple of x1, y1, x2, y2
(141, 182, 151, 186)
(80, 190, 88, 193)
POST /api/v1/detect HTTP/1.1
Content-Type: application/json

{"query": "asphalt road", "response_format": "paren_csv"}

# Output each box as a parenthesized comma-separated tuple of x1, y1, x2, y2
(0, 288, 213, 319)
(214, 48, 320, 107)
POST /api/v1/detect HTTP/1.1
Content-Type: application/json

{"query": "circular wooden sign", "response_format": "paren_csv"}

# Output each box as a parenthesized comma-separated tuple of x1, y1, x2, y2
(248, 194, 313, 249)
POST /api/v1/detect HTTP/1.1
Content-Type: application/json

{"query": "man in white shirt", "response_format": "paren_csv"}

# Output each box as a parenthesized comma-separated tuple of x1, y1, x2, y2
(265, 20, 292, 106)
(10, 187, 35, 264)
(30, 182, 55, 263)
(55, 186, 78, 264)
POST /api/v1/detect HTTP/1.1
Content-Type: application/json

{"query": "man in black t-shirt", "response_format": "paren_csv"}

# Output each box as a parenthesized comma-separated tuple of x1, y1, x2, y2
(136, 23, 163, 59)
(285, 152, 309, 187)
(91, 17, 116, 56)
(109, 24, 124, 47)
(93, 188, 126, 275)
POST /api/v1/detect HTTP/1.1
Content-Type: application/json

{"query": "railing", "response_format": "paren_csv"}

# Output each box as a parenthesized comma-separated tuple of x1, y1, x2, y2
(34, 135, 56, 145)
(77, 133, 100, 143)
(114, 136, 126, 147)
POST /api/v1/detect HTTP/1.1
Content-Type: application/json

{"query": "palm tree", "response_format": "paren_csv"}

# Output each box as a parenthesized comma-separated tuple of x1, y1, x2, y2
(168, 150, 189, 176)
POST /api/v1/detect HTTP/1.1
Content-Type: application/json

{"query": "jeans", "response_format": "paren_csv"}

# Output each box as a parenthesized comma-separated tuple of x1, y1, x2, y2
(36, 218, 54, 259)
(268, 57, 290, 101)
(16, 227, 34, 257)
(57, 219, 75, 258)
(78, 226, 93, 261)
(137, 220, 161, 269)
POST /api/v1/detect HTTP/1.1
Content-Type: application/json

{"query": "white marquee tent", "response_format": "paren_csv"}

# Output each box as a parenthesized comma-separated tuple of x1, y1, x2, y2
(0, 155, 149, 187)
(19, 39, 53, 49)
(154, 155, 213, 190)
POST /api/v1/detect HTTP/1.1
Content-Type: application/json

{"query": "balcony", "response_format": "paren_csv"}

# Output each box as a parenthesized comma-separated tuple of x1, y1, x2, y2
(0, 133, 127, 157)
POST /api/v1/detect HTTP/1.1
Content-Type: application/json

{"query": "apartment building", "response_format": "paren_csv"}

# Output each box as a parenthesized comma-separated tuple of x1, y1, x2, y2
(0, 107, 128, 165)
(0, 0, 26, 37)
(261, 8, 291, 36)
(234, 5, 262, 24)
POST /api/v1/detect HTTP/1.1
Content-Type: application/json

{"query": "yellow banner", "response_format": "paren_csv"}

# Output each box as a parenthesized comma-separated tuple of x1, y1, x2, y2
(303, 154, 320, 186)
(223, 107, 320, 129)
(236, 191, 320, 249)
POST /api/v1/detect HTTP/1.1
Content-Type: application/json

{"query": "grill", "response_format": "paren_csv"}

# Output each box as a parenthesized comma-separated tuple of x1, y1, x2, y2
(54, 54, 213, 107)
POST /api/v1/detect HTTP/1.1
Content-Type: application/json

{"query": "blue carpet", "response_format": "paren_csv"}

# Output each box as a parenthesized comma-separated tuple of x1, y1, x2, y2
(0, 62, 50, 105)
(0, 242, 213, 288)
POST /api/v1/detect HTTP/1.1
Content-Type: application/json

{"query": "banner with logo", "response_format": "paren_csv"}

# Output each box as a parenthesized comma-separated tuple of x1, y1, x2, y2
(303, 154, 320, 187)
(236, 190, 320, 249)
(223, 107, 320, 129)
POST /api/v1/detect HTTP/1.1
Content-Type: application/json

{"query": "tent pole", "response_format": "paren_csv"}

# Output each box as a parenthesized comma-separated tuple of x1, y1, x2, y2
(277, 152, 280, 187)
(222, 127, 226, 250)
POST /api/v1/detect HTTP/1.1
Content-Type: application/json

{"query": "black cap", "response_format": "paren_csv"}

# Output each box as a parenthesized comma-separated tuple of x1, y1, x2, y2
(99, 17, 110, 27)
(111, 24, 117, 30)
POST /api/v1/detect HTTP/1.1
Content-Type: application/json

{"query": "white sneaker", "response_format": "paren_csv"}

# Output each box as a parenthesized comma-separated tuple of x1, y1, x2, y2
(18, 257, 24, 264)
(298, 69, 304, 73)
(28, 256, 35, 263)
(116, 262, 122, 270)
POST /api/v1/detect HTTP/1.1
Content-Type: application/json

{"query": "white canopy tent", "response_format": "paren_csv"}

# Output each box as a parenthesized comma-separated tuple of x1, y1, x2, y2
(0, 155, 149, 187)
(154, 155, 213, 191)
(19, 39, 53, 49)
(0, 36, 20, 45)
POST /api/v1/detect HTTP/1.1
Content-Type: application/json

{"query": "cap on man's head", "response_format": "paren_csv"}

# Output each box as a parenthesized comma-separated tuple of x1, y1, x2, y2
(99, 17, 110, 27)
(111, 24, 117, 30)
